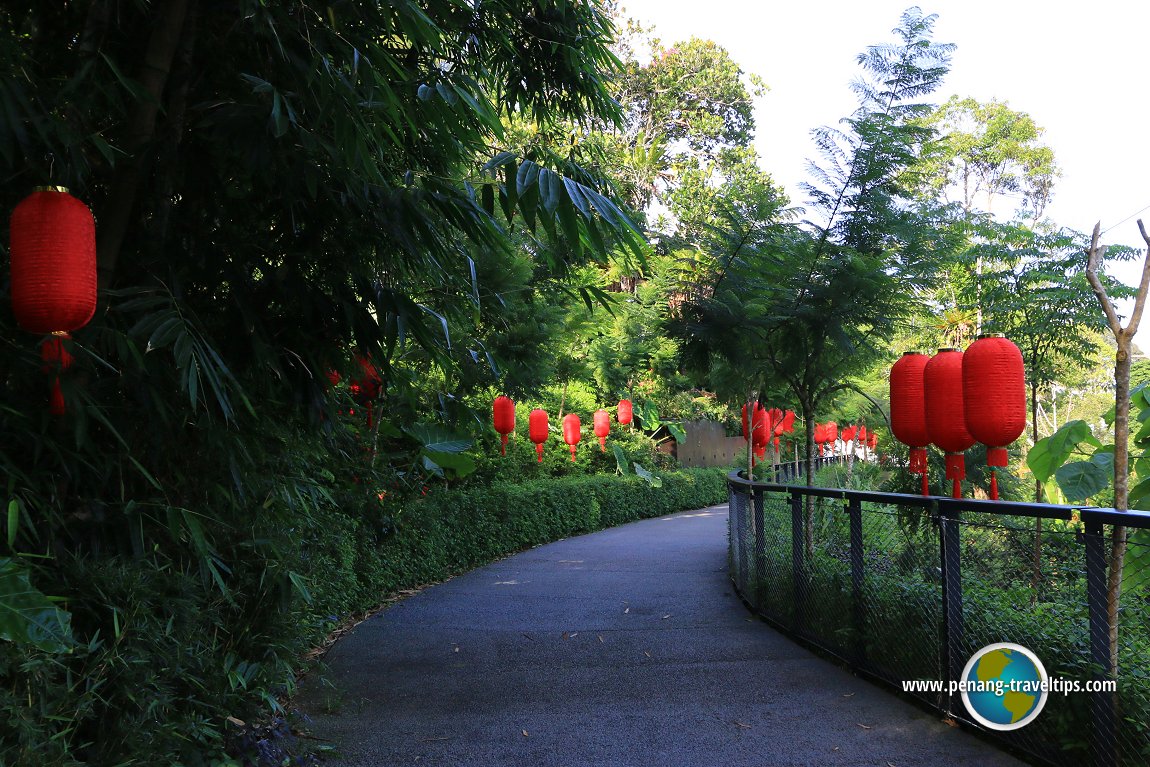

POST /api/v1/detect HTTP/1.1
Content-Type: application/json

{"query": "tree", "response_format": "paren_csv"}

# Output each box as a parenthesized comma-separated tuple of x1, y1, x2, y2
(913, 96, 1060, 220)
(0, 2, 643, 761)
(671, 7, 957, 493)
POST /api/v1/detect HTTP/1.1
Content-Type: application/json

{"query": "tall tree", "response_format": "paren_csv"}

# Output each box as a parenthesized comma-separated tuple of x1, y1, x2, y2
(671, 7, 957, 484)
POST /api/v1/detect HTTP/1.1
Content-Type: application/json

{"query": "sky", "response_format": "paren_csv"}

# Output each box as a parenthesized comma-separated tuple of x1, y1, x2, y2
(616, 0, 1150, 348)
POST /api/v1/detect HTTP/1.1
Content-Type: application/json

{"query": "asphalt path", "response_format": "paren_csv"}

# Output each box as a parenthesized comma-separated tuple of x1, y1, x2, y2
(298, 504, 1023, 766)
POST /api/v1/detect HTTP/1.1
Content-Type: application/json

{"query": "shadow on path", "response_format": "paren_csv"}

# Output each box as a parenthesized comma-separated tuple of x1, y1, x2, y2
(298, 505, 1023, 766)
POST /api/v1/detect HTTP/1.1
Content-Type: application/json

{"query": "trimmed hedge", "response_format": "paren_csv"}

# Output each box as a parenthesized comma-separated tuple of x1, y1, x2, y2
(299, 468, 729, 626)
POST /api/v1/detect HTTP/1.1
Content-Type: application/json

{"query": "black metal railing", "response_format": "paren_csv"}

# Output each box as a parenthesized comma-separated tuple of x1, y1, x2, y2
(727, 472, 1150, 767)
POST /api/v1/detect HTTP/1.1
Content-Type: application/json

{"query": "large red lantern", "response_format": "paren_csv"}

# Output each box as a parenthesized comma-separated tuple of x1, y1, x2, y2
(10, 187, 98, 414)
(925, 348, 976, 499)
(617, 399, 633, 426)
(529, 409, 549, 463)
(781, 410, 795, 433)
(868, 431, 878, 450)
(593, 409, 610, 451)
(493, 396, 515, 456)
(813, 423, 826, 456)
(964, 334, 1027, 499)
(891, 351, 931, 495)
(562, 413, 581, 462)
(842, 425, 856, 444)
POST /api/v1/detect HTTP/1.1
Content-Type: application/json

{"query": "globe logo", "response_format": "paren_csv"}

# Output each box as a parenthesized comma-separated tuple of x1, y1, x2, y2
(960, 642, 1049, 731)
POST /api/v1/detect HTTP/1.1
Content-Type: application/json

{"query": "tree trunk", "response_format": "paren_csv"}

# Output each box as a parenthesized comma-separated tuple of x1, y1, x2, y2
(1085, 220, 1150, 671)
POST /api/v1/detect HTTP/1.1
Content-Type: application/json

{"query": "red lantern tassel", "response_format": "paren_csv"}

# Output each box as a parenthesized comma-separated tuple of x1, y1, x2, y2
(945, 453, 965, 499)
(989, 469, 999, 501)
(599, 436, 606, 452)
(569, 445, 576, 462)
(535, 443, 544, 463)
(48, 377, 65, 415)
(921, 473, 929, 497)
(500, 434, 508, 457)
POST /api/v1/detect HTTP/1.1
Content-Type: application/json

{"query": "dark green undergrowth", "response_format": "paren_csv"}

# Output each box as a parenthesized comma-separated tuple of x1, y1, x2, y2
(1, 432, 725, 767)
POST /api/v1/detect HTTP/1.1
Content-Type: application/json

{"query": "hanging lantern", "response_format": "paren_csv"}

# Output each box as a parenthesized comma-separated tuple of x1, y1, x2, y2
(868, 432, 878, 450)
(617, 399, 633, 426)
(593, 409, 610, 451)
(925, 348, 976, 499)
(858, 425, 867, 443)
(964, 334, 1027, 500)
(10, 187, 98, 414)
(529, 409, 549, 463)
(813, 423, 826, 457)
(842, 425, 856, 444)
(826, 421, 838, 456)
(891, 351, 931, 496)
(742, 402, 769, 466)
(781, 410, 795, 433)
(349, 356, 382, 429)
(562, 413, 581, 462)
(493, 396, 516, 456)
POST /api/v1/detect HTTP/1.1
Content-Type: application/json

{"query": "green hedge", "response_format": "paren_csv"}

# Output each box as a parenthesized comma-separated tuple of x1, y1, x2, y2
(299, 468, 729, 623)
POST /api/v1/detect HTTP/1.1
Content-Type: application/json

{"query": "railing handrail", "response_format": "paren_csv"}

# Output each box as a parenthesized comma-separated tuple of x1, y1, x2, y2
(726, 469, 1150, 529)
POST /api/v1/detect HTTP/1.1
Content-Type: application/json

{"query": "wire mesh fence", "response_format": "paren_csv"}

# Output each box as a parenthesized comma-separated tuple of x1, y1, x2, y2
(727, 473, 1150, 767)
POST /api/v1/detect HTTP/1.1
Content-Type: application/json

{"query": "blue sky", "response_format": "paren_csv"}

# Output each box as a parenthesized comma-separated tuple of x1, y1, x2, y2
(618, 0, 1150, 346)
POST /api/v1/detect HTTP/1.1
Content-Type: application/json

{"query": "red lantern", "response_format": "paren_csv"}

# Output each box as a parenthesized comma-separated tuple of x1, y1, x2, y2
(964, 334, 1026, 500)
(925, 348, 976, 498)
(781, 410, 795, 433)
(593, 409, 610, 451)
(891, 351, 931, 495)
(529, 409, 549, 463)
(842, 425, 856, 444)
(742, 403, 769, 465)
(493, 396, 515, 456)
(10, 187, 98, 414)
(349, 356, 382, 428)
(858, 425, 867, 443)
(562, 413, 581, 462)
(868, 432, 878, 450)
(813, 423, 826, 456)
(617, 399, 633, 426)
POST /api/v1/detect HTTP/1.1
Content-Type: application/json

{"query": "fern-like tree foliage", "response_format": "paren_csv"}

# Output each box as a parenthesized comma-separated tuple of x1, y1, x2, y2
(670, 6, 957, 481)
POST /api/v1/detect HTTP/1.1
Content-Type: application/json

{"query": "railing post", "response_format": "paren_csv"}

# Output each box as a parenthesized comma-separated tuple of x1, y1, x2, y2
(753, 488, 766, 602)
(1085, 518, 1117, 767)
(848, 497, 866, 665)
(938, 503, 964, 714)
(790, 489, 805, 634)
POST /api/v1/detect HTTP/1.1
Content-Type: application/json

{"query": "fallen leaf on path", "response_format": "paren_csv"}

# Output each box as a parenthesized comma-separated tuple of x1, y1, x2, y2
(732, 721, 751, 729)
(661, 614, 671, 619)
(226, 716, 246, 727)
(842, 693, 855, 698)
(598, 635, 604, 643)
(522, 633, 534, 641)
(857, 723, 871, 730)
(643, 651, 651, 658)
(624, 607, 630, 614)
(522, 730, 529, 737)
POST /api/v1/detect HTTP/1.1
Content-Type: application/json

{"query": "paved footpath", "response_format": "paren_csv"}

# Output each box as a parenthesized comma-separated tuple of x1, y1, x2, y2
(298, 505, 1023, 766)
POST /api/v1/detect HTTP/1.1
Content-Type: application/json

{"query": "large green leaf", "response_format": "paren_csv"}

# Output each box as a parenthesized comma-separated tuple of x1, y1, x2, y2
(1027, 420, 1096, 483)
(0, 558, 73, 653)
(633, 463, 663, 488)
(666, 423, 687, 444)
(611, 444, 631, 475)
(422, 450, 477, 478)
(403, 424, 473, 454)
(1054, 461, 1110, 502)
